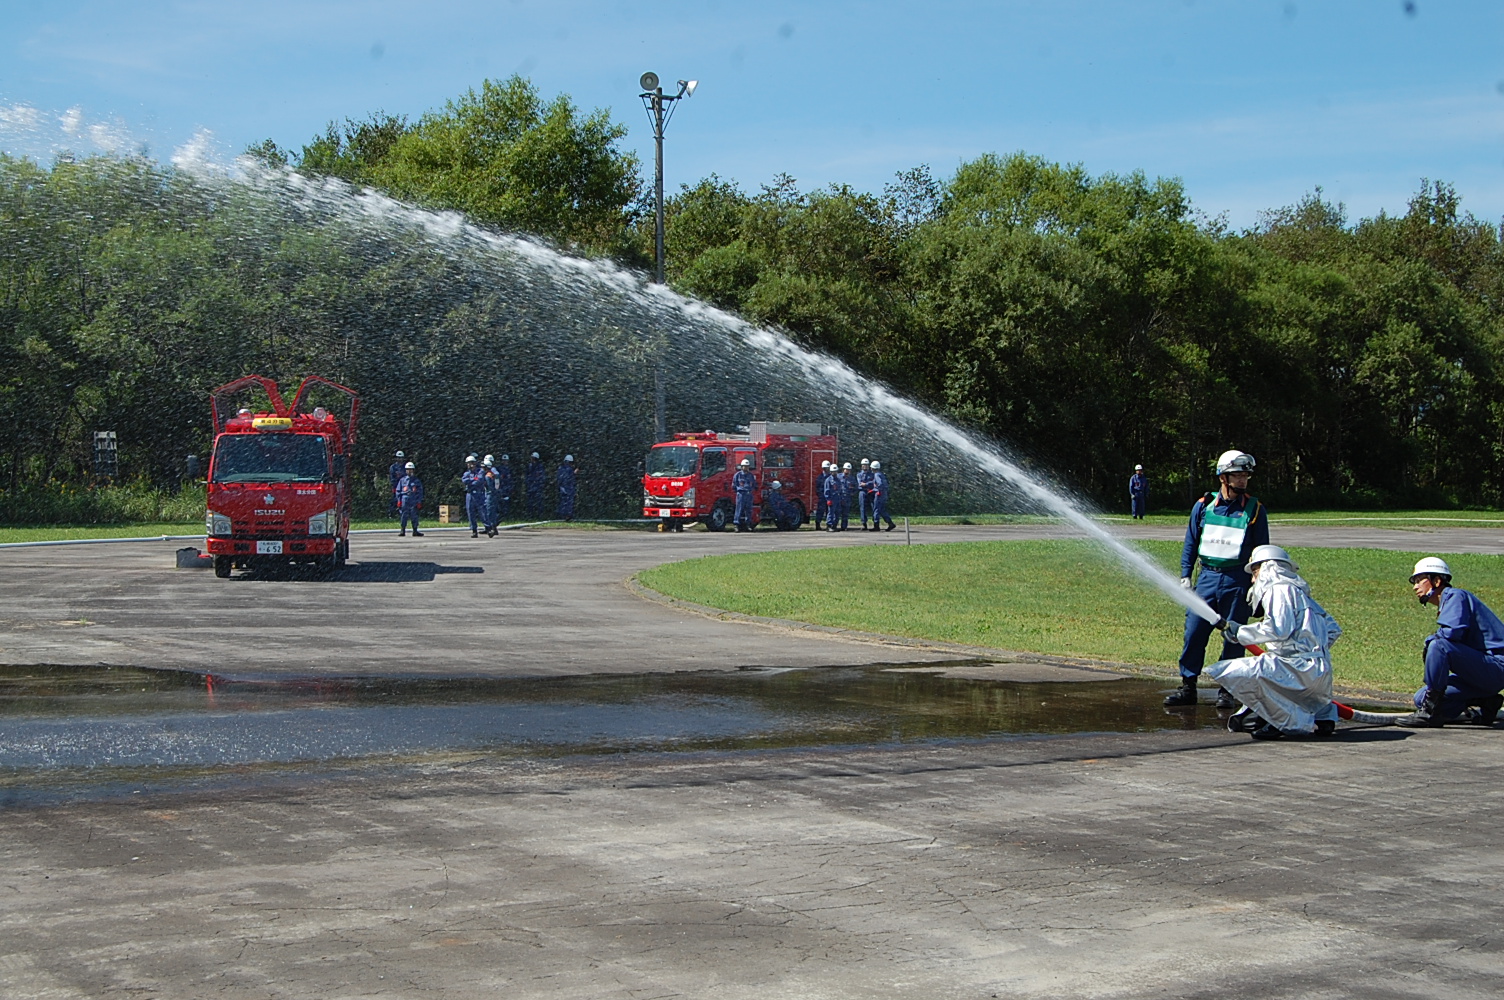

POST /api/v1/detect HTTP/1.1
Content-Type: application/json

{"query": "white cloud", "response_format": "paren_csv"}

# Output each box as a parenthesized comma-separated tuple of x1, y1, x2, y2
(0, 103, 42, 129)
(58, 106, 83, 134)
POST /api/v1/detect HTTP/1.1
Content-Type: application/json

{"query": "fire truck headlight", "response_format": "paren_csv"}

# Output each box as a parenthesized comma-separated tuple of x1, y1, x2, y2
(207, 512, 232, 537)
(681, 488, 695, 505)
(308, 509, 335, 535)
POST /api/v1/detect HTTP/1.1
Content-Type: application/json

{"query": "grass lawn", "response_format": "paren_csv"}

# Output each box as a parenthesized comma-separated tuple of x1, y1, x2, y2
(638, 540, 1504, 694)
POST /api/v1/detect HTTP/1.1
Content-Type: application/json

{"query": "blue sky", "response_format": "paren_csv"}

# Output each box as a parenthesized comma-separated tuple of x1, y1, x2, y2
(2, 0, 1501, 228)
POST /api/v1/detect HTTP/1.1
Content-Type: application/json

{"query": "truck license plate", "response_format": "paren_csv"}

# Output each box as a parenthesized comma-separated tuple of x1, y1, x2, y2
(256, 541, 283, 554)
(658, 508, 671, 517)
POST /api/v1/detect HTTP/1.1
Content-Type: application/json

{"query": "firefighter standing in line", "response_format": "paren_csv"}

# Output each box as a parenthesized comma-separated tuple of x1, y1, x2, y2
(857, 458, 875, 530)
(525, 452, 546, 518)
(461, 455, 487, 538)
(387, 451, 406, 517)
(1166, 449, 1269, 708)
(732, 457, 756, 532)
(1129, 464, 1148, 520)
(870, 460, 896, 531)
(396, 461, 424, 537)
(823, 465, 845, 531)
(481, 455, 500, 537)
(495, 454, 513, 521)
(814, 460, 832, 530)
(836, 462, 856, 531)
(557, 454, 577, 521)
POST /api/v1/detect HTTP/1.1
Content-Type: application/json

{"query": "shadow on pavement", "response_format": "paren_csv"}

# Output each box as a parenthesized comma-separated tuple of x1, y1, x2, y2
(335, 562, 485, 582)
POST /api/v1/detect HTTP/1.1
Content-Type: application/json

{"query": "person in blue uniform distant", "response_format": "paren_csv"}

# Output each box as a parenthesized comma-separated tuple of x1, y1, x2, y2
(732, 457, 756, 532)
(525, 452, 546, 518)
(814, 461, 831, 531)
(388, 451, 406, 517)
(480, 455, 500, 537)
(766, 480, 796, 529)
(461, 454, 487, 538)
(494, 454, 513, 521)
(1129, 464, 1148, 520)
(1165, 449, 1269, 708)
(823, 467, 845, 531)
(395, 461, 424, 537)
(557, 454, 577, 521)
(835, 462, 855, 531)
(869, 460, 896, 531)
(857, 458, 875, 530)
(1396, 557, 1504, 727)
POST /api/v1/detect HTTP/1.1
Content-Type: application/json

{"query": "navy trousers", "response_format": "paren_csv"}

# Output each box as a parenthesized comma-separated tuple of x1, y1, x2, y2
(466, 493, 484, 532)
(734, 490, 753, 528)
(1178, 568, 1253, 680)
(1414, 636, 1504, 716)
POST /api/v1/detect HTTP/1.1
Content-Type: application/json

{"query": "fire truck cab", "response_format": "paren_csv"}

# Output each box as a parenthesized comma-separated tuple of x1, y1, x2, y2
(643, 421, 837, 532)
(204, 375, 359, 577)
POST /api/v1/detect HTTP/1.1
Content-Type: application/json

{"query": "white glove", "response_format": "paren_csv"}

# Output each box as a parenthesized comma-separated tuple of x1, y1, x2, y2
(1179, 577, 1192, 590)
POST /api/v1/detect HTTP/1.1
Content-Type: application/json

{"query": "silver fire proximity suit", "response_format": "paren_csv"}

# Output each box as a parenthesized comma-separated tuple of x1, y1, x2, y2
(1205, 561, 1342, 734)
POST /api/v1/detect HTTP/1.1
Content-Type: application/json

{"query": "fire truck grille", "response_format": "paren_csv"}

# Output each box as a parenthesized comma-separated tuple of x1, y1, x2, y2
(645, 495, 685, 506)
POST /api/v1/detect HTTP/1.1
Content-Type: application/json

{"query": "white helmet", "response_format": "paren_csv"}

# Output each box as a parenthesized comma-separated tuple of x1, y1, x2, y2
(404, 461, 415, 470)
(860, 458, 870, 466)
(1134, 463, 1142, 470)
(870, 460, 881, 470)
(482, 456, 494, 467)
(395, 450, 405, 458)
(500, 454, 509, 461)
(564, 454, 574, 462)
(842, 462, 852, 470)
(1215, 450, 1255, 475)
(1410, 557, 1453, 583)
(770, 480, 782, 490)
(531, 451, 540, 459)
(1245, 544, 1296, 574)
(739, 458, 750, 467)
(821, 460, 831, 469)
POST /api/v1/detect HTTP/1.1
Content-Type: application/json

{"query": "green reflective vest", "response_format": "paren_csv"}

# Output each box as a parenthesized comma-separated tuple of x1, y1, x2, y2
(1197, 494, 1262, 572)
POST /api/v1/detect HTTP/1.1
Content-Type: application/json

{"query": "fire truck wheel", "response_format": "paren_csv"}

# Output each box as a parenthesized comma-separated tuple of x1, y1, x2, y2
(706, 501, 733, 533)
(213, 556, 231, 579)
(790, 500, 807, 528)
(335, 538, 347, 567)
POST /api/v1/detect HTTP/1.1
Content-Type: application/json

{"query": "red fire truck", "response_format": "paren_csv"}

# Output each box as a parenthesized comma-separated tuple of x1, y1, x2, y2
(204, 375, 359, 577)
(642, 421, 838, 532)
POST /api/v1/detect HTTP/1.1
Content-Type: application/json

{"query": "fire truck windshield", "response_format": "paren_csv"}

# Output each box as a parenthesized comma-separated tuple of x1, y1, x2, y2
(645, 446, 699, 477)
(212, 434, 330, 483)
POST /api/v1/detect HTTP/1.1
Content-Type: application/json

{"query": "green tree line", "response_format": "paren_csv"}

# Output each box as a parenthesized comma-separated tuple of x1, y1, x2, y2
(3, 75, 1502, 522)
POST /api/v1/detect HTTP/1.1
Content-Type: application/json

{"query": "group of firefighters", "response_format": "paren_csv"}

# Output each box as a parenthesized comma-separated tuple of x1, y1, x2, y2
(805, 457, 896, 532)
(1168, 448, 1504, 739)
(387, 451, 578, 538)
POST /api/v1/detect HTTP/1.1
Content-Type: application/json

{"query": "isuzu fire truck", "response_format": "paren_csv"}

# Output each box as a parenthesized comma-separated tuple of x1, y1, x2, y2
(204, 375, 359, 577)
(642, 421, 837, 532)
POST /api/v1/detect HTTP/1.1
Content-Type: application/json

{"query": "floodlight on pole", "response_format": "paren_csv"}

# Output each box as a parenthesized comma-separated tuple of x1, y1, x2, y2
(639, 71, 697, 443)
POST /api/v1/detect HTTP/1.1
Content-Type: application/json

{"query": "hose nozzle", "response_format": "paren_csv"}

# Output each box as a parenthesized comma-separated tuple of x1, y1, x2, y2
(1212, 617, 1228, 631)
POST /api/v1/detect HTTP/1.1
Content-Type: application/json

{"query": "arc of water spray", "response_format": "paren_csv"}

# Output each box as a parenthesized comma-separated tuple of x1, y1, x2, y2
(233, 157, 1222, 626)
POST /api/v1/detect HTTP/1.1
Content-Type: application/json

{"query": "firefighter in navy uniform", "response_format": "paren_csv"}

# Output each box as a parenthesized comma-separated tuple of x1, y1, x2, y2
(557, 455, 578, 521)
(388, 451, 406, 517)
(461, 455, 487, 538)
(857, 458, 875, 530)
(1165, 450, 1270, 708)
(396, 461, 424, 537)
(870, 461, 896, 531)
(525, 452, 546, 518)
(1129, 464, 1148, 520)
(814, 461, 832, 530)
(732, 458, 756, 531)
(480, 455, 500, 536)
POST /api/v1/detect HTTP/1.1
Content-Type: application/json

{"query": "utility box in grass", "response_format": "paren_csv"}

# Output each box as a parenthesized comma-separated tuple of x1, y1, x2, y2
(439, 504, 454, 524)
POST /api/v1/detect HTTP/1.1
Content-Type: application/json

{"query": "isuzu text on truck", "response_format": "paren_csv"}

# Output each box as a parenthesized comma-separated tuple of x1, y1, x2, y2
(204, 375, 359, 577)
(642, 421, 837, 532)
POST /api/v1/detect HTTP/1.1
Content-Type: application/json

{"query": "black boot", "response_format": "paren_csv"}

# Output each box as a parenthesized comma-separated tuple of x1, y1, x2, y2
(1314, 719, 1337, 737)
(1250, 722, 1285, 741)
(1226, 706, 1261, 733)
(1215, 688, 1238, 710)
(1395, 690, 1445, 728)
(1473, 694, 1503, 726)
(1163, 681, 1198, 707)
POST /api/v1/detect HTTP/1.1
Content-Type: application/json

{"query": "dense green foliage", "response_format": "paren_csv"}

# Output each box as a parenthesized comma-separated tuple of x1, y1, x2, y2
(4, 75, 1503, 522)
(639, 539, 1493, 693)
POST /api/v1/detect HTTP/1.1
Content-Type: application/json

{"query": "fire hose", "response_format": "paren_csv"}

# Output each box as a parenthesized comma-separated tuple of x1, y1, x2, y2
(1215, 618, 1413, 725)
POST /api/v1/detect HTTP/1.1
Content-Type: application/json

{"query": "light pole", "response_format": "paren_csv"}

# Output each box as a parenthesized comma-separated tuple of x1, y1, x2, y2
(639, 73, 696, 284)
(639, 72, 696, 440)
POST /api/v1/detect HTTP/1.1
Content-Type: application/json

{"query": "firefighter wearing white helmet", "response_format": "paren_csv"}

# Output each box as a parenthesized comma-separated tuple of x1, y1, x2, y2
(815, 461, 833, 531)
(1165, 448, 1270, 707)
(480, 456, 500, 536)
(1128, 463, 1148, 520)
(388, 450, 408, 517)
(557, 454, 577, 521)
(1395, 557, 1504, 727)
(732, 456, 756, 531)
(870, 459, 895, 530)
(395, 461, 424, 537)
(1205, 544, 1343, 739)
(857, 458, 876, 530)
(461, 454, 486, 537)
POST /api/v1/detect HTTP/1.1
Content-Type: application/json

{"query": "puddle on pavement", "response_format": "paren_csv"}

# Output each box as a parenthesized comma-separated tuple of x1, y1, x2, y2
(0, 662, 1239, 802)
